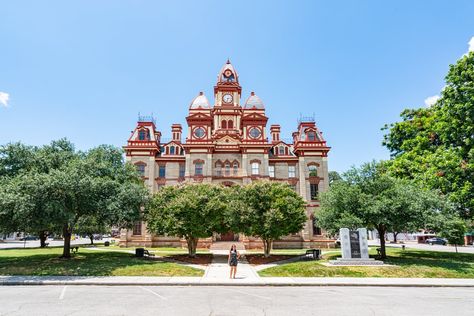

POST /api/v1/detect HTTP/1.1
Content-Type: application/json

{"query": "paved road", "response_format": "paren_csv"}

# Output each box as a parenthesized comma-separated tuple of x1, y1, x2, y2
(0, 285, 472, 315)
(0, 238, 112, 249)
(369, 240, 474, 254)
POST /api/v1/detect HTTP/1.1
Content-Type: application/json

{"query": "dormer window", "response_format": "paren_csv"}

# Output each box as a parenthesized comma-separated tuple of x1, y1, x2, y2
(279, 146, 285, 155)
(138, 130, 149, 141)
(308, 132, 316, 141)
(170, 146, 175, 155)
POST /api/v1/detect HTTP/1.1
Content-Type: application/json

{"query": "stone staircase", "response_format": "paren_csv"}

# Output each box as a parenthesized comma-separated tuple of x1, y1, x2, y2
(209, 241, 246, 251)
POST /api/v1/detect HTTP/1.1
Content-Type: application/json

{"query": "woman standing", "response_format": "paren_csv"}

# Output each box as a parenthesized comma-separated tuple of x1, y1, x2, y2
(228, 244, 240, 279)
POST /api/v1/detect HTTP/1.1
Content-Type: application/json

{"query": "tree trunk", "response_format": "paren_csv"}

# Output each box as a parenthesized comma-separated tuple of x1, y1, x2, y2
(377, 227, 387, 260)
(455, 244, 458, 253)
(262, 239, 273, 258)
(39, 230, 47, 248)
(61, 223, 72, 259)
(186, 237, 198, 258)
(393, 232, 399, 243)
(89, 234, 94, 245)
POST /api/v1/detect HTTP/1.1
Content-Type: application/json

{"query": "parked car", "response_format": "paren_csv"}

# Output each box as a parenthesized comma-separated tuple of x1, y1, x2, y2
(20, 235, 39, 241)
(93, 234, 103, 240)
(425, 237, 447, 245)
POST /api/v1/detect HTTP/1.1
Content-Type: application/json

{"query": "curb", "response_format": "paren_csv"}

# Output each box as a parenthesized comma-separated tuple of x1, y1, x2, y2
(2, 280, 474, 287)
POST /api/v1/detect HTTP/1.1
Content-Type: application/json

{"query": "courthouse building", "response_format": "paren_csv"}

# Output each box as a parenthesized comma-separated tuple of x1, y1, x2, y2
(120, 60, 332, 248)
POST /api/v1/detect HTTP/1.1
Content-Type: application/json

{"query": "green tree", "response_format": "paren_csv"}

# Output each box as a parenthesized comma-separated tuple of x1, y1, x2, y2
(0, 141, 148, 258)
(75, 215, 110, 245)
(383, 51, 474, 220)
(145, 183, 228, 257)
(319, 161, 448, 259)
(439, 218, 466, 253)
(239, 181, 306, 257)
(328, 171, 342, 186)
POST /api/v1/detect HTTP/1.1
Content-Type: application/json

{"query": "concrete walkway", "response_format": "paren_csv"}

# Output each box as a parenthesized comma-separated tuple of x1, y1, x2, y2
(203, 248, 260, 283)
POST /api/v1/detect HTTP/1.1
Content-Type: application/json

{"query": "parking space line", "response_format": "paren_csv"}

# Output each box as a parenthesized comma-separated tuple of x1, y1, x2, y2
(140, 286, 168, 300)
(59, 286, 67, 300)
(226, 288, 271, 300)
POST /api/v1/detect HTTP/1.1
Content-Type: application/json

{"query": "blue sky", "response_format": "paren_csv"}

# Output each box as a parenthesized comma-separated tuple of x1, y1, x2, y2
(1, 1, 473, 172)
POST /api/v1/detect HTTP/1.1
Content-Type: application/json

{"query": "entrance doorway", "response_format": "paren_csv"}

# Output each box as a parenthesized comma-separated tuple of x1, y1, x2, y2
(219, 231, 238, 242)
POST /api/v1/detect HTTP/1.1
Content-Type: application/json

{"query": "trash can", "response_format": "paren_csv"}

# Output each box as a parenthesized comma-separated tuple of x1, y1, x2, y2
(104, 241, 110, 247)
(135, 248, 145, 257)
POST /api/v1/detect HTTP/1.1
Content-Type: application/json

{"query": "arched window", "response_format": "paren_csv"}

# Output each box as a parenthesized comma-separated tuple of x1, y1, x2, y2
(216, 163, 222, 176)
(222, 120, 227, 129)
(170, 146, 175, 155)
(233, 162, 239, 175)
(251, 162, 259, 175)
(308, 165, 318, 177)
(195, 163, 203, 176)
(308, 132, 317, 141)
(228, 120, 233, 129)
(136, 163, 146, 176)
(225, 162, 231, 176)
(279, 146, 285, 155)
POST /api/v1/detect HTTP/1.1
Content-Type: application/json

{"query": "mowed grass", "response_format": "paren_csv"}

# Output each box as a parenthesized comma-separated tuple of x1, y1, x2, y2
(259, 247, 474, 278)
(98, 245, 210, 256)
(0, 247, 203, 277)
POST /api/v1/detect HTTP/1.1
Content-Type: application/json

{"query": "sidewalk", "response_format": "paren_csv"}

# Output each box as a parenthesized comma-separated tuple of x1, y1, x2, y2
(1, 275, 474, 287)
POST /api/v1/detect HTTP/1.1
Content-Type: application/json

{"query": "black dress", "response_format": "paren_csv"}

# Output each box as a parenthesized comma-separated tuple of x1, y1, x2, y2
(229, 250, 238, 266)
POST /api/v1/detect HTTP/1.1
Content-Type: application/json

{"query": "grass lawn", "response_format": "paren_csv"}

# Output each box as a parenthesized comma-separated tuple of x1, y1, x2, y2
(258, 247, 474, 278)
(0, 247, 203, 277)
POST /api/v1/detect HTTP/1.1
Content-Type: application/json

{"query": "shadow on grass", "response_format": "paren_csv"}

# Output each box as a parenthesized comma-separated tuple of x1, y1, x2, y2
(0, 248, 203, 277)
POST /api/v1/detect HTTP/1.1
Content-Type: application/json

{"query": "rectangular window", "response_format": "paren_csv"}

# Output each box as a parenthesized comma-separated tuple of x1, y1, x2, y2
(251, 162, 259, 175)
(233, 163, 238, 175)
(179, 165, 185, 178)
(312, 218, 322, 235)
(132, 221, 142, 235)
(310, 183, 319, 200)
(195, 163, 203, 175)
(279, 146, 285, 155)
(159, 165, 166, 178)
(225, 163, 230, 176)
(136, 164, 145, 176)
(288, 165, 296, 178)
(269, 165, 275, 178)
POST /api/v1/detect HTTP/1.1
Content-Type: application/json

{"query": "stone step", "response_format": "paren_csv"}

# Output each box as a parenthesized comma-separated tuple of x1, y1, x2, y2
(210, 241, 246, 251)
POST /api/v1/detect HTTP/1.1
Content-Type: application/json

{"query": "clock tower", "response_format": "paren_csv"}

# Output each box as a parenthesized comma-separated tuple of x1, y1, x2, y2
(212, 59, 243, 138)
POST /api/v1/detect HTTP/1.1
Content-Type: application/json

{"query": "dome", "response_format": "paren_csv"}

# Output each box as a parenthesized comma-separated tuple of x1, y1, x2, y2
(218, 59, 239, 83)
(244, 92, 265, 109)
(189, 92, 210, 109)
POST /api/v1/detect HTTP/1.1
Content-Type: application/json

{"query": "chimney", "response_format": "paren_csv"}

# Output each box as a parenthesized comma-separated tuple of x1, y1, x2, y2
(270, 124, 281, 143)
(171, 124, 182, 142)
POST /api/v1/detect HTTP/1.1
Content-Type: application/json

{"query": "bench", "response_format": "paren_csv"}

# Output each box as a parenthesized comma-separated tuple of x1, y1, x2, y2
(144, 249, 155, 257)
(304, 249, 321, 260)
(376, 248, 382, 259)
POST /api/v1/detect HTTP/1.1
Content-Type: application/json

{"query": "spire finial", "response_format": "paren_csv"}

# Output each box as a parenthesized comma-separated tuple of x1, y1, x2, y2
(226, 58, 231, 64)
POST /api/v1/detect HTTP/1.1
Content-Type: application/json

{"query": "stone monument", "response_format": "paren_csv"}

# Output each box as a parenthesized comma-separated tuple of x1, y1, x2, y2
(330, 227, 384, 265)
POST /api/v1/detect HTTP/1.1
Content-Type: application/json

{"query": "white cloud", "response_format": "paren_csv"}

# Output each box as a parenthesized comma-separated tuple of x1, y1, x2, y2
(469, 36, 474, 52)
(424, 95, 440, 107)
(0, 92, 9, 107)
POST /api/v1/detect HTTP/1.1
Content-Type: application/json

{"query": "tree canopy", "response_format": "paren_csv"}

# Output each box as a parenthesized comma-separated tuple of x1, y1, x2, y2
(145, 183, 229, 257)
(0, 140, 149, 258)
(383, 51, 474, 220)
(238, 181, 307, 257)
(318, 161, 450, 259)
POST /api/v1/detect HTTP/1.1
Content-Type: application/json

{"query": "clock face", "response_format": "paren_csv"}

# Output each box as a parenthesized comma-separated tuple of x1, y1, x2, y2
(193, 127, 205, 138)
(224, 70, 232, 77)
(249, 127, 261, 139)
(222, 93, 233, 104)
